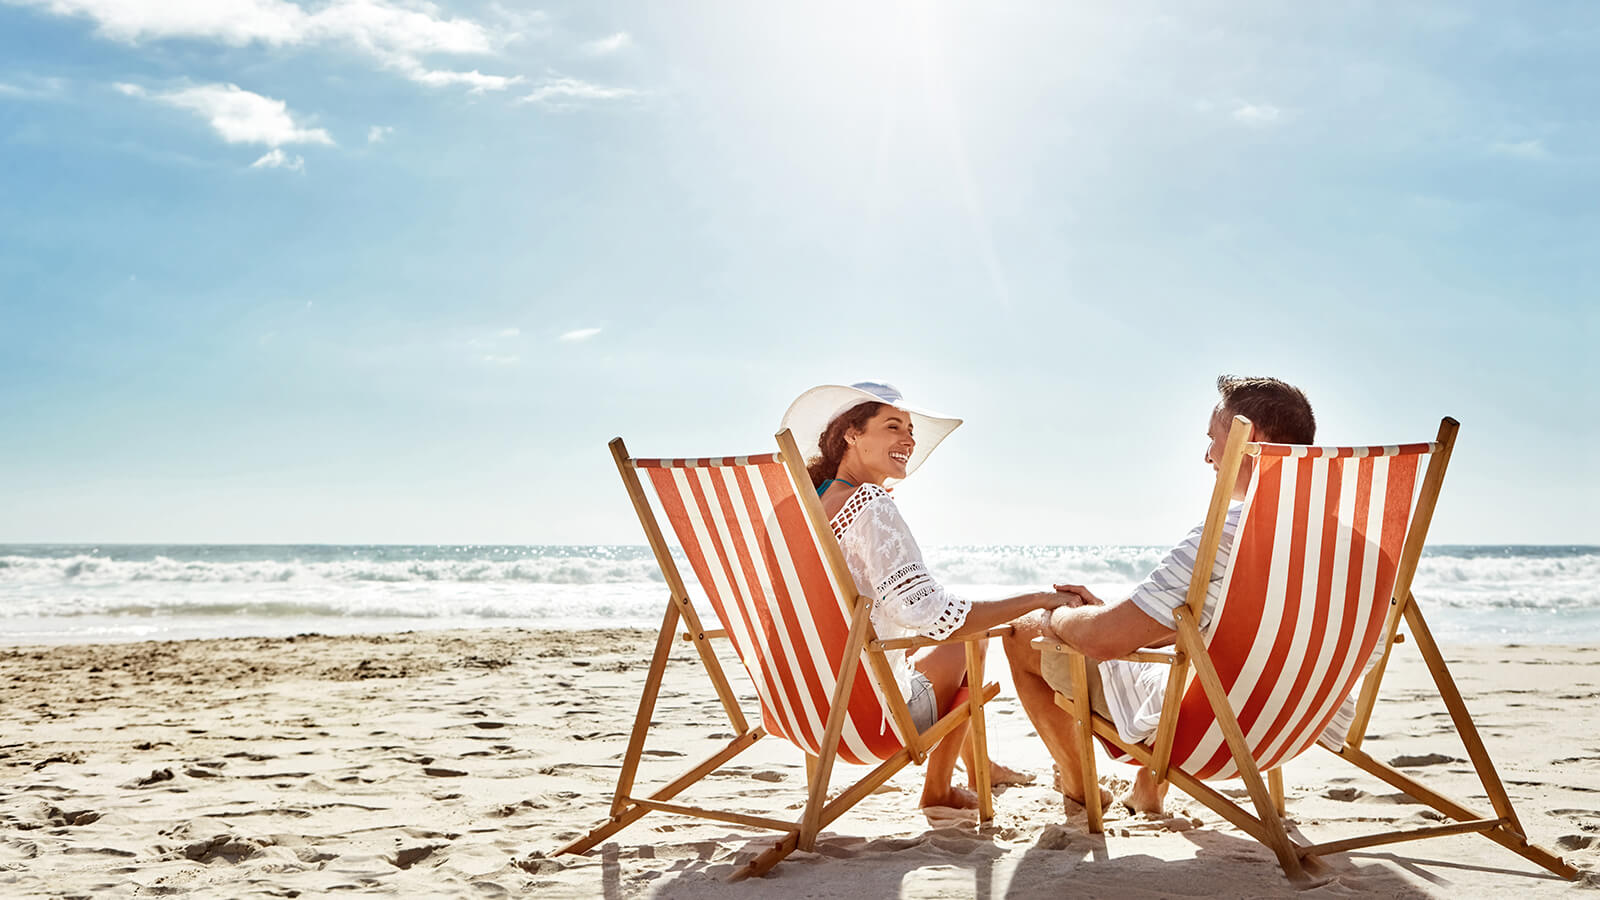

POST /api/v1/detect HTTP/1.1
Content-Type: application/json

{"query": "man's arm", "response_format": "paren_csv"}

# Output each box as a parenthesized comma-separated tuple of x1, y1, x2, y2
(1045, 594, 1173, 661)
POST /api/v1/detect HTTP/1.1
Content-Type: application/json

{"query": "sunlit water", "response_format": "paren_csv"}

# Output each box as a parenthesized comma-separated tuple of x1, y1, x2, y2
(1, 544, 1594, 645)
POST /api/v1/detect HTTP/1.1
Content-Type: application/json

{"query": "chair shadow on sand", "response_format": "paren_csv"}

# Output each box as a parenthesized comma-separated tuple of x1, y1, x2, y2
(601, 791, 1581, 900)
(604, 821, 1012, 900)
(998, 807, 1574, 898)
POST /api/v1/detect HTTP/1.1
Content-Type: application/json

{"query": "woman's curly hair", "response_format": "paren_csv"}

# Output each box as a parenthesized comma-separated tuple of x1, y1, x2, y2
(804, 402, 885, 488)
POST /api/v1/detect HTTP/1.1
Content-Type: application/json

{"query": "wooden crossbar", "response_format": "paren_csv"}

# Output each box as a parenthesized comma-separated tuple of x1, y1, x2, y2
(557, 727, 765, 857)
(1298, 818, 1503, 858)
(1334, 743, 1578, 879)
(629, 798, 797, 833)
(735, 681, 1002, 881)
(873, 624, 1016, 652)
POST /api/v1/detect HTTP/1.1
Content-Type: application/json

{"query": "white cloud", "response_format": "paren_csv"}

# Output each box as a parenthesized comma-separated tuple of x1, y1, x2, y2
(582, 32, 631, 55)
(558, 327, 602, 343)
(394, 63, 520, 93)
(1489, 139, 1549, 161)
(480, 354, 520, 365)
(496, 327, 520, 338)
(519, 77, 636, 109)
(367, 124, 392, 143)
(122, 82, 332, 147)
(1231, 102, 1282, 126)
(250, 147, 304, 170)
(13, 0, 517, 93)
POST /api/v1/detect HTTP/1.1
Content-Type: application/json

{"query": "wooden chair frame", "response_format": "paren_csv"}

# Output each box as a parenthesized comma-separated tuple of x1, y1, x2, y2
(1037, 416, 1578, 884)
(557, 429, 1005, 880)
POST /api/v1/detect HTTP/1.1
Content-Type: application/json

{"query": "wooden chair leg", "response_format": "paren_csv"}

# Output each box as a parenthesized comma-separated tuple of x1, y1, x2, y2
(1067, 652, 1104, 833)
(732, 832, 802, 881)
(965, 640, 995, 822)
(1178, 614, 1309, 883)
(1268, 767, 1285, 816)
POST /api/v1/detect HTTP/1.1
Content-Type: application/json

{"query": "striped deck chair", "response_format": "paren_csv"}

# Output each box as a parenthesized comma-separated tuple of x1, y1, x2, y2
(557, 429, 1006, 880)
(1036, 416, 1578, 884)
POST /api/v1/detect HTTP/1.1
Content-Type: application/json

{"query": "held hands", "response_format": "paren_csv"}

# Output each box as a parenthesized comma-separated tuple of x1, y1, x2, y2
(1052, 583, 1106, 608)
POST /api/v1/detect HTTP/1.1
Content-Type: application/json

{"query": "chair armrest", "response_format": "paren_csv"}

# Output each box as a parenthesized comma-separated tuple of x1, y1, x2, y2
(1030, 636, 1177, 665)
(872, 625, 1016, 653)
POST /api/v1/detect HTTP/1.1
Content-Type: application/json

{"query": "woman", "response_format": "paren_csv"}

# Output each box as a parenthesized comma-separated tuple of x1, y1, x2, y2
(780, 381, 1070, 810)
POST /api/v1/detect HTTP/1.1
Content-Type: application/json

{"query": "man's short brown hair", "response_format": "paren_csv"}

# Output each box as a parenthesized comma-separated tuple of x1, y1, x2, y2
(1216, 375, 1316, 444)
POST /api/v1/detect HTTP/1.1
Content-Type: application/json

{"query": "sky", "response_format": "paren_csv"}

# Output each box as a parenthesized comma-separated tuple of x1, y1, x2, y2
(1, 1, 1595, 546)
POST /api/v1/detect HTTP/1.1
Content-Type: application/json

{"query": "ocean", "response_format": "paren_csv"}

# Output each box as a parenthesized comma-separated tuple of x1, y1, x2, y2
(0, 544, 1595, 646)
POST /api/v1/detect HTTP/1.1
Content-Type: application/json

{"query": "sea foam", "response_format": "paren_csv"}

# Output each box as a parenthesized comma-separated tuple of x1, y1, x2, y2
(0, 544, 1593, 644)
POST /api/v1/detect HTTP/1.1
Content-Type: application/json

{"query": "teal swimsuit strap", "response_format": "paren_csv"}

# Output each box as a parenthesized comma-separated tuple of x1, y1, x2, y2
(815, 477, 859, 497)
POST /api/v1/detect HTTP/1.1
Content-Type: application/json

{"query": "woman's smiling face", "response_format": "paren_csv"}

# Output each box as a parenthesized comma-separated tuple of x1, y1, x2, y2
(845, 405, 916, 484)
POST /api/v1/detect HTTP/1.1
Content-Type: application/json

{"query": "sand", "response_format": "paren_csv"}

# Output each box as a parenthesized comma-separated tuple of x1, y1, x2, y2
(0, 627, 1594, 898)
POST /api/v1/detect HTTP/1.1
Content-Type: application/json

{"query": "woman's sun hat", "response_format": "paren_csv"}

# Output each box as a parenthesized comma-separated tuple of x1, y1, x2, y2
(778, 381, 962, 483)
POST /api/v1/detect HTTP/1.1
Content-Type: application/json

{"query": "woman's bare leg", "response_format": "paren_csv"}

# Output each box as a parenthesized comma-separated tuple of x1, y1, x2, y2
(912, 644, 978, 808)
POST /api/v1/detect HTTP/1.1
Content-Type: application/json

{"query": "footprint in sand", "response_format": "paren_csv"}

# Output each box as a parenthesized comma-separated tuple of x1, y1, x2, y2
(129, 768, 175, 788)
(43, 806, 101, 826)
(514, 853, 564, 875)
(390, 844, 444, 869)
(1557, 834, 1597, 851)
(1324, 787, 1368, 802)
(181, 834, 269, 863)
(1388, 753, 1458, 767)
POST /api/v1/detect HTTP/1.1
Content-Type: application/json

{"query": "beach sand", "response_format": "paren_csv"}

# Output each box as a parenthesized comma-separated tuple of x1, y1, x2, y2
(0, 627, 1594, 898)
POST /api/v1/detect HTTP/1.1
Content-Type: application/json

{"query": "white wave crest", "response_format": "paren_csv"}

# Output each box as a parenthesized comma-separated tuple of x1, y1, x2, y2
(0, 554, 668, 587)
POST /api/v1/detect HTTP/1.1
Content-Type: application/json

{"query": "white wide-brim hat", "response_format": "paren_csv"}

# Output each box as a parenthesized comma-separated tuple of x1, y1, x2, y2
(778, 381, 962, 484)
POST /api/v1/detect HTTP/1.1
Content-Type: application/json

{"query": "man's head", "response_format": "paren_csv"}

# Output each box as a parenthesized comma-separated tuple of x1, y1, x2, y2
(1206, 375, 1315, 499)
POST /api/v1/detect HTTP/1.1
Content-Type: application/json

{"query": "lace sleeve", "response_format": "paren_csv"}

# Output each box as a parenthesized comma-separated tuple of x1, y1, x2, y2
(834, 485, 970, 641)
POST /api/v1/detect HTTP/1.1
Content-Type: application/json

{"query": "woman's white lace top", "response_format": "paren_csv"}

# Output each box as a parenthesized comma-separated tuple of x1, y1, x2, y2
(830, 484, 971, 696)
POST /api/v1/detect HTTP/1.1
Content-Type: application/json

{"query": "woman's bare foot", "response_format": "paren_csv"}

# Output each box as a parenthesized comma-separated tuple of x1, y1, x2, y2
(920, 783, 979, 810)
(1119, 768, 1169, 815)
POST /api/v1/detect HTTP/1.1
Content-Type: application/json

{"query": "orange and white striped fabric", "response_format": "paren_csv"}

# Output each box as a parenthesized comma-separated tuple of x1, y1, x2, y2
(635, 454, 906, 765)
(1166, 441, 1436, 780)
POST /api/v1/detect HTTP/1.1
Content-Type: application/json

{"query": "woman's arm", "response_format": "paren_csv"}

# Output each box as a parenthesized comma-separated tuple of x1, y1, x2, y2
(944, 591, 1073, 639)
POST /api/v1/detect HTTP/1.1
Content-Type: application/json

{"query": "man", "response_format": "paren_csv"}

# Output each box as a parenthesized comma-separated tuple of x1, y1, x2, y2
(1002, 375, 1322, 813)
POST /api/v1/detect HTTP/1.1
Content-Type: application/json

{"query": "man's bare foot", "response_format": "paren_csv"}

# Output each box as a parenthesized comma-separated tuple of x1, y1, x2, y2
(985, 761, 1036, 787)
(920, 783, 979, 810)
(1119, 768, 1169, 815)
(1051, 766, 1113, 808)
(958, 759, 1036, 787)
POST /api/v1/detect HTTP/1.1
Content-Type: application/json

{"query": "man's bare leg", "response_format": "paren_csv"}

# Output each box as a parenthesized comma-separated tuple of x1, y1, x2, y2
(1000, 612, 1112, 808)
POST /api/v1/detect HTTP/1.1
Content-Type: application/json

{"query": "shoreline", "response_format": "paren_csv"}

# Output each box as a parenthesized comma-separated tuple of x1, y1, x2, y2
(7, 621, 1600, 648)
(1, 627, 1594, 897)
